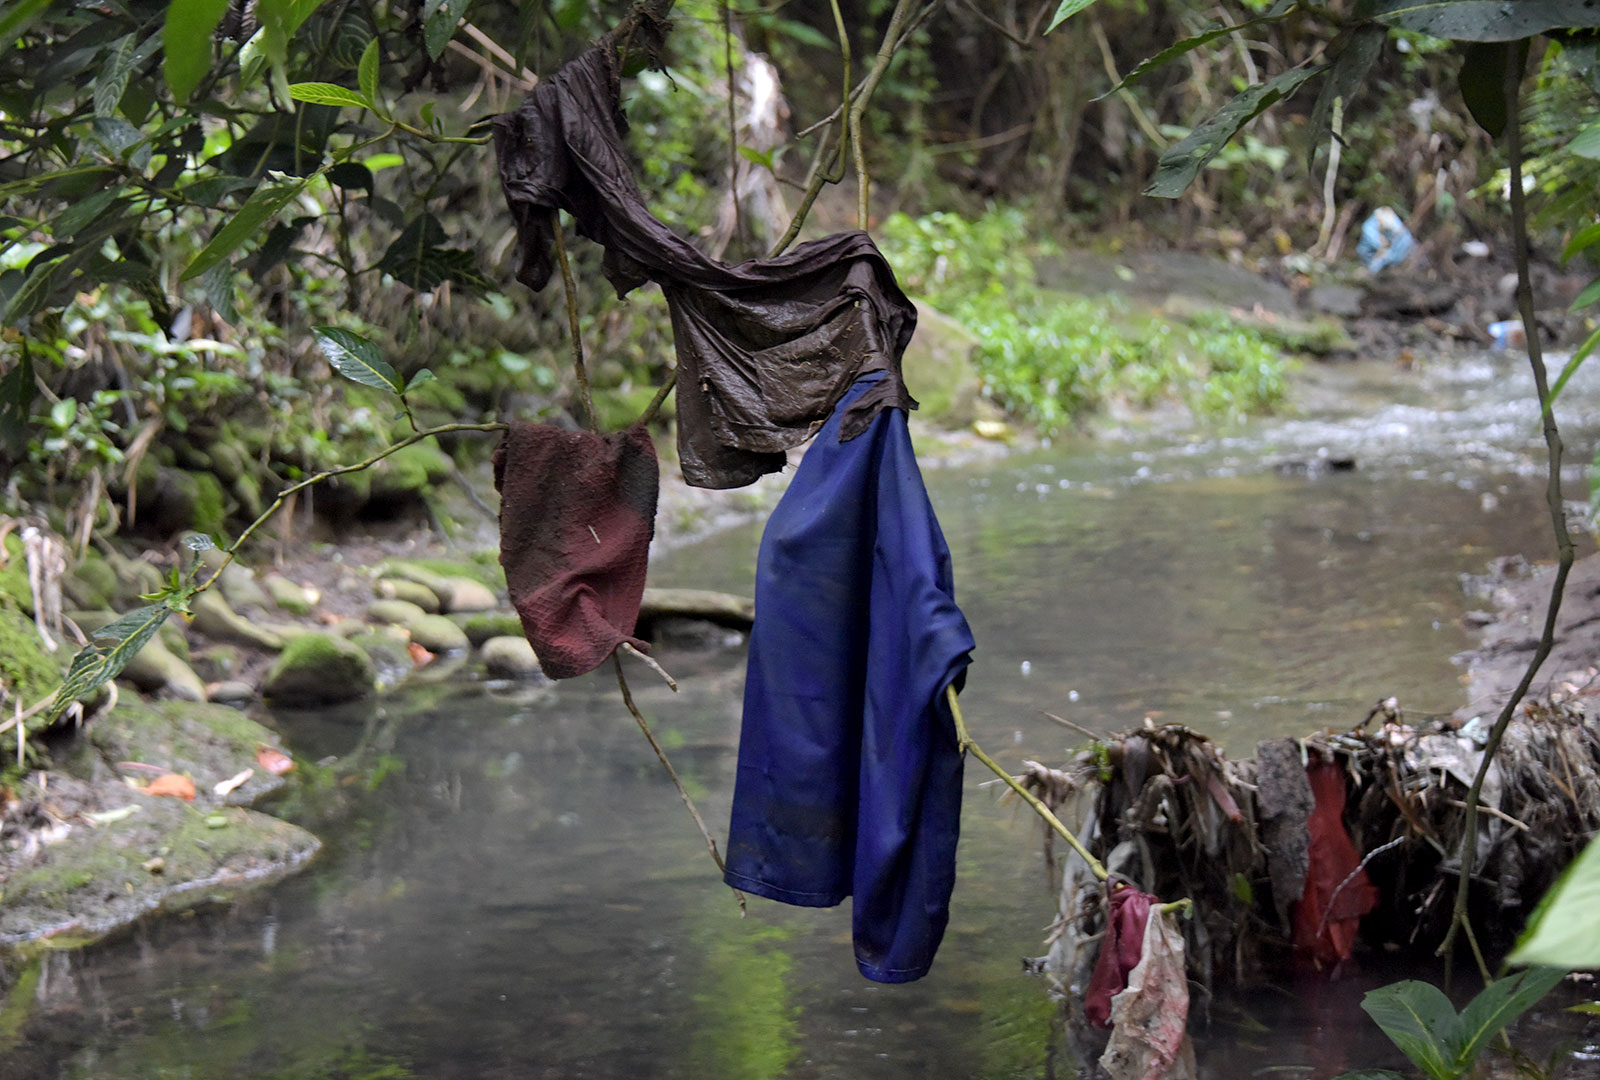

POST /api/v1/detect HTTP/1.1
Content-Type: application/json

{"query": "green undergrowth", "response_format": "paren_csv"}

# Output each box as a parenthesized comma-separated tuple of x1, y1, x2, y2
(878, 208, 1293, 432)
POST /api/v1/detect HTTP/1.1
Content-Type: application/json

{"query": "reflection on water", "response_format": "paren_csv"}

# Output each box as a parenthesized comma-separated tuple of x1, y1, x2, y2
(3, 354, 1597, 1078)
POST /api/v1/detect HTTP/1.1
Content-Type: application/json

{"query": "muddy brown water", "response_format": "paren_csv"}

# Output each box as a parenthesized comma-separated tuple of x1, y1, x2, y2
(4, 354, 1599, 1078)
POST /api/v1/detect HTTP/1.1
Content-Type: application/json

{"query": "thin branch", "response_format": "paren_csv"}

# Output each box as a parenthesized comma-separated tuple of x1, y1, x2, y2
(637, 370, 677, 426)
(620, 640, 677, 691)
(1438, 41, 1573, 988)
(1043, 710, 1102, 742)
(614, 654, 746, 914)
(948, 686, 1108, 880)
(724, 0, 742, 250)
(551, 221, 597, 431)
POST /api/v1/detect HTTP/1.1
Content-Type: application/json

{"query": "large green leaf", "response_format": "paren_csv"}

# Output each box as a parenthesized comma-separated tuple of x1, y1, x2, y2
(1569, 275, 1600, 310)
(376, 215, 489, 295)
(0, 0, 54, 57)
(47, 604, 174, 723)
(1451, 967, 1566, 1071)
(1510, 832, 1600, 968)
(1100, 0, 1296, 97)
(0, 254, 64, 327)
(181, 173, 311, 282)
(1570, 125, 1600, 160)
(163, 0, 230, 101)
(1458, 41, 1526, 138)
(1360, 981, 1459, 1080)
(94, 34, 138, 117)
(1562, 221, 1600, 262)
(287, 82, 372, 109)
(1145, 63, 1324, 198)
(1046, 0, 1104, 33)
(358, 37, 380, 110)
(1369, 0, 1600, 41)
(314, 327, 403, 392)
(0, 352, 34, 457)
(1309, 25, 1385, 161)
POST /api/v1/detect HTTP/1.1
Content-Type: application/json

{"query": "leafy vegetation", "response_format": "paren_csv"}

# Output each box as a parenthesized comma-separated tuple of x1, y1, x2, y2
(879, 206, 1291, 430)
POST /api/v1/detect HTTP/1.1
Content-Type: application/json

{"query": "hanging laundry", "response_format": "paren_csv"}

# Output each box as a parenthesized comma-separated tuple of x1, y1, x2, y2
(1292, 752, 1380, 969)
(493, 46, 919, 489)
(722, 373, 976, 983)
(1085, 884, 1157, 1029)
(491, 422, 658, 679)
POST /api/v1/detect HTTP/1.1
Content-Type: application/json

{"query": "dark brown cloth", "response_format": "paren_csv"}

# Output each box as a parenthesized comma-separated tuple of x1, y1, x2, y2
(492, 422, 659, 679)
(493, 47, 919, 489)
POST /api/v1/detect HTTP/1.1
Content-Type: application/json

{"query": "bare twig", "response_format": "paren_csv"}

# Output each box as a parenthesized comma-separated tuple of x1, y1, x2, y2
(1315, 833, 1404, 942)
(620, 641, 677, 692)
(1043, 710, 1102, 742)
(614, 654, 746, 914)
(551, 221, 597, 431)
(637, 370, 677, 426)
(1438, 42, 1573, 988)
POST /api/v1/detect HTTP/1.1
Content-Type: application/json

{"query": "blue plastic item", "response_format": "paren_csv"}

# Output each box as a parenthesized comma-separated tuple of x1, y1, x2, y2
(1356, 207, 1416, 273)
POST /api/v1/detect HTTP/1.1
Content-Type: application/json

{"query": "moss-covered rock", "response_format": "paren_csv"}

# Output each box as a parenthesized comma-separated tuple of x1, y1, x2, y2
(406, 614, 469, 653)
(263, 575, 317, 616)
(0, 598, 61, 711)
(62, 551, 117, 611)
(118, 636, 206, 703)
(369, 442, 453, 501)
(105, 552, 165, 605)
(88, 700, 290, 806)
(378, 555, 501, 589)
(368, 598, 428, 627)
(345, 630, 415, 690)
(0, 532, 32, 615)
(374, 577, 440, 613)
(902, 301, 985, 429)
(191, 591, 285, 651)
(263, 633, 375, 706)
(132, 467, 230, 539)
(459, 611, 524, 647)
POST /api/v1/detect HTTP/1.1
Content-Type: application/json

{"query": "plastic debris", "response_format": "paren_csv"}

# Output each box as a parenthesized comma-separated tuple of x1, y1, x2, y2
(1356, 207, 1415, 273)
(1101, 908, 1198, 1080)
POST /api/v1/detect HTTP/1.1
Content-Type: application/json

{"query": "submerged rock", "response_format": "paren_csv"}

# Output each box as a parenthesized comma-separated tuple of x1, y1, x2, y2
(459, 611, 524, 647)
(263, 633, 376, 706)
(481, 635, 542, 679)
(407, 614, 469, 654)
(374, 577, 440, 613)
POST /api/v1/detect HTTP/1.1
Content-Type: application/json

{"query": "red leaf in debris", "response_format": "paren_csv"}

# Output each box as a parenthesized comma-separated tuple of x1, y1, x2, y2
(1086, 884, 1157, 1028)
(256, 746, 296, 776)
(408, 641, 435, 667)
(145, 774, 196, 801)
(1292, 753, 1380, 968)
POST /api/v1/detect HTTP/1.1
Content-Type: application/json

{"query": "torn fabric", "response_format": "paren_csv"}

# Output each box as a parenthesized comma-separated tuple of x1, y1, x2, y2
(492, 422, 658, 679)
(493, 46, 919, 489)
(1101, 909, 1197, 1080)
(722, 373, 975, 982)
(1086, 885, 1156, 1028)
(1292, 753, 1380, 968)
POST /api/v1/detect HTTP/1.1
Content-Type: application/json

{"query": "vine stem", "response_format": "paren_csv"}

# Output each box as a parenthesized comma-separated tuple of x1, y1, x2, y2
(551, 221, 597, 431)
(614, 654, 746, 914)
(198, 422, 506, 595)
(1436, 40, 1573, 987)
(947, 686, 1108, 881)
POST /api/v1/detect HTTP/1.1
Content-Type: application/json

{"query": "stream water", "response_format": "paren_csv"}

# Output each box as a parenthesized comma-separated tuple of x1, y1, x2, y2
(4, 353, 1599, 1079)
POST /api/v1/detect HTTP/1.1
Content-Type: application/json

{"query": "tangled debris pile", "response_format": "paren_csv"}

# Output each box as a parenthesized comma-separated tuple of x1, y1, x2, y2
(1036, 698, 1600, 1004)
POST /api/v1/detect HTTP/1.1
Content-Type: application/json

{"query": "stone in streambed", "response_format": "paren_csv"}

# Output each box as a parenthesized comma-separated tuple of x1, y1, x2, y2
(191, 591, 285, 651)
(368, 598, 428, 627)
(374, 577, 440, 613)
(263, 574, 318, 616)
(263, 633, 375, 706)
(481, 636, 542, 679)
(459, 611, 523, 647)
(407, 614, 469, 654)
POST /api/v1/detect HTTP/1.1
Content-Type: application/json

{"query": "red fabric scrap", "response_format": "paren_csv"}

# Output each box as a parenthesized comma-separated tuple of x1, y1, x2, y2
(1086, 885, 1157, 1029)
(492, 422, 658, 679)
(1292, 754, 1380, 968)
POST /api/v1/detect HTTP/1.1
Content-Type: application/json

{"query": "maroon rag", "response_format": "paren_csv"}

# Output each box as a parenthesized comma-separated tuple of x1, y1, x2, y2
(1085, 885, 1157, 1029)
(492, 422, 659, 679)
(493, 46, 919, 490)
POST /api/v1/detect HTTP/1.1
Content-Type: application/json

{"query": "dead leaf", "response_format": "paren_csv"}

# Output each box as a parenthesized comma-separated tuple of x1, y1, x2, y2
(408, 641, 435, 667)
(256, 746, 295, 775)
(146, 774, 196, 801)
(213, 768, 253, 797)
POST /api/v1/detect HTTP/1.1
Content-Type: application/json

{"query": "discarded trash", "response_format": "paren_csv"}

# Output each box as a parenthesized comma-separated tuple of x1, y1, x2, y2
(1356, 207, 1415, 273)
(1488, 319, 1526, 350)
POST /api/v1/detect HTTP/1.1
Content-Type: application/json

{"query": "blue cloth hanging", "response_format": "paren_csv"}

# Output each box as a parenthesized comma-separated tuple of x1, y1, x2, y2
(723, 374, 976, 983)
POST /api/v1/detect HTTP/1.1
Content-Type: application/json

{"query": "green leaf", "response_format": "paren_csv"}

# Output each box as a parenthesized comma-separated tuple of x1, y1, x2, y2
(376, 215, 489, 294)
(1309, 25, 1384, 163)
(1046, 0, 1104, 33)
(1450, 967, 1566, 1072)
(328, 162, 374, 193)
(94, 34, 139, 118)
(287, 82, 372, 109)
(1145, 64, 1324, 198)
(49, 397, 76, 428)
(738, 145, 777, 170)
(0, 255, 64, 327)
(1510, 832, 1600, 968)
(0, 0, 54, 57)
(1570, 125, 1600, 160)
(47, 603, 175, 723)
(405, 368, 435, 392)
(1458, 41, 1526, 138)
(1564, 221, 1600, 262)
(163, 0, 230, 102)
(1359, 981, 1459, 1080)
(51, 186, 124, 239)
(181, 173, 310, 282)
(1100, 0, 1296, 97)
(358, 37, 380, 110)
(314, 327, 403, 392)
(1569, 1002, 1600, 1015)
(1570, 276, 1600, 310)
(1368, 0, 1600, 41)
(423, 0, 470, 57)
(200, 261, 239, 324)
(1545, 324, 1600, 411)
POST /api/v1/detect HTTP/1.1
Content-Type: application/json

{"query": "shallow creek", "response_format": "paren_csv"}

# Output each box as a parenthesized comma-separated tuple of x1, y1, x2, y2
(4, 353, 1599, 1079)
